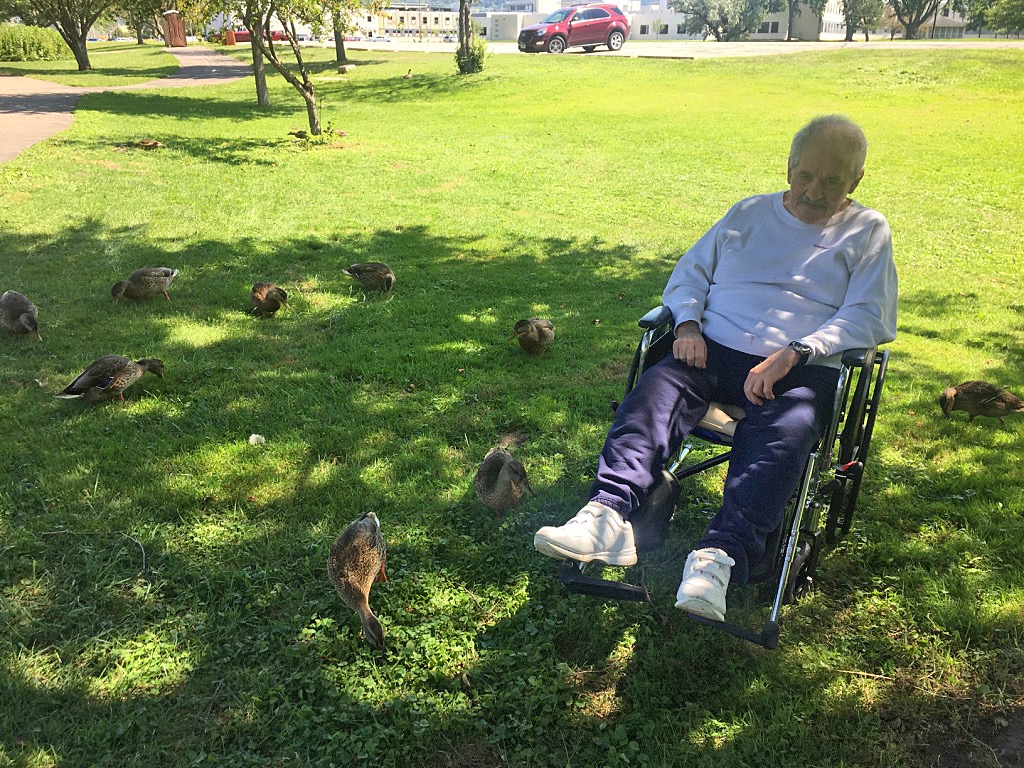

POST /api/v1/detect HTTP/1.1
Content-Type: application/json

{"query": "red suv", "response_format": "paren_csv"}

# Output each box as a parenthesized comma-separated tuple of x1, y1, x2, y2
(518, 4, 630, 54)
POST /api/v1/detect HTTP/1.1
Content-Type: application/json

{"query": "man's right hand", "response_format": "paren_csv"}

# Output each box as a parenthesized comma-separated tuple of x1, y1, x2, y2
(672, 321, 707, 368)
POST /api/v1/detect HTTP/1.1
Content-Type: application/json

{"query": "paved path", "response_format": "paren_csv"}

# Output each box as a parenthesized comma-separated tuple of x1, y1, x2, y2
(0, 46, 250, 163)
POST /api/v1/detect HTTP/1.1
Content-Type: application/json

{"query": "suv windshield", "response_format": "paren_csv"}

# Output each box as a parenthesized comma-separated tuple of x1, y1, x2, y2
(542, 8, 574, 22)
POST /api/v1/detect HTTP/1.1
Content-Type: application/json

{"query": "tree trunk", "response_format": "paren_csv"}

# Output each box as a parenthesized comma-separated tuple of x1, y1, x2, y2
(332, 12, 347, 62)
(844, 25, 854, 40)
(60, 29, 92, 70)
(864, 29, 869, 40)
(251, 42, 269, 106)
(458, 0, 471, 62)
(904, 21, 920, 37)
(302, 90, 321, 135)
(787, 1, 797, 39)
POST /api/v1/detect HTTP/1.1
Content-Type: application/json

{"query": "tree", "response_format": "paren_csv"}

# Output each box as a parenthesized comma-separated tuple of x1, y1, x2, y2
(954, 0, 994, 34)
(0, 0, 118, 69)
(116, 0, 163, 43)
(988, 0, 1024, 31)
(841, 0, 882, 39)
(888, 0, 941, 37)
(455, 0, 484, 72)
(670, 0, 785, 40)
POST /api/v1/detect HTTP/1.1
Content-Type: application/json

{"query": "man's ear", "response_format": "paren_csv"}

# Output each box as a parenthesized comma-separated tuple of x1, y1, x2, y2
(848, 171, 864, 195)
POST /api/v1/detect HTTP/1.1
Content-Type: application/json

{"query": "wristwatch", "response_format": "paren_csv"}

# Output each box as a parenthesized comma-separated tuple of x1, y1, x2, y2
(788, 340, 812, 366)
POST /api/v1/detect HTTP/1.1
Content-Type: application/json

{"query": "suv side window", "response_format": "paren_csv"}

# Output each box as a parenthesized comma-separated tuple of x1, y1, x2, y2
(574, 8, 593, 20)
(588, 8, 611, 18)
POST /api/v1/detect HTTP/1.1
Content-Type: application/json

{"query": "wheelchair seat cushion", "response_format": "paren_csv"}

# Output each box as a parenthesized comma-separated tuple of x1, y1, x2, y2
(697, 402, 746, 438)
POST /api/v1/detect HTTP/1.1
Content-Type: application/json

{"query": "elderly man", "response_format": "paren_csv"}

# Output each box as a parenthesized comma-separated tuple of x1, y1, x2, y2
(534, 114, 898, 622)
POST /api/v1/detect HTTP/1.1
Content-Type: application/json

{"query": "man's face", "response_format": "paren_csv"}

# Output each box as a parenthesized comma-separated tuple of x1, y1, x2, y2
(786, 141, 863, 225)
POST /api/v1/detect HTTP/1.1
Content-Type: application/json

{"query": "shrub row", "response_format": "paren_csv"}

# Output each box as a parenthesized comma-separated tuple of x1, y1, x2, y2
(0, 23, 71, 61)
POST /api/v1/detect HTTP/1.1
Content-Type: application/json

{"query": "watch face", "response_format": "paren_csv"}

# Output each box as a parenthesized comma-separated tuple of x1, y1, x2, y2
(790, 341, 811, 357)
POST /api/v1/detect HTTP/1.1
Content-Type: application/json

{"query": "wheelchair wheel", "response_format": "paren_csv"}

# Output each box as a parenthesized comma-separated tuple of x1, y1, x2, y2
(782, 538, 819, 604)
(827, 349, 889, 541)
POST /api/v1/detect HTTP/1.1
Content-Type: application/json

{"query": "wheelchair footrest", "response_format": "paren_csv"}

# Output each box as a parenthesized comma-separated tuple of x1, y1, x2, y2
(558, 560, 650, 602)
(682, 612, 781, 650)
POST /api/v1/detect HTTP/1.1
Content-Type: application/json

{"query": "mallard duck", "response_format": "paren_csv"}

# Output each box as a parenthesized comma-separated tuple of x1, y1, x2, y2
(111, 267, 179, 303)
(288, 129, 309, 140)
(510, 317, 554, 356)
(135, 139, 164, 150)
(939, 381, 1024, 425)
(250, 282, 289, 317)
(342, 263, 395, 294)
(0, 290, 42, 341)
(327, 511, 388, 651)
(54, 355, 164, 402)
(474, 446, 536, 519)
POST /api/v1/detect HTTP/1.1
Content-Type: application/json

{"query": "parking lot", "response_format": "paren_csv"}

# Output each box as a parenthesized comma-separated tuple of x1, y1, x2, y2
(345, 37, 1024, 59)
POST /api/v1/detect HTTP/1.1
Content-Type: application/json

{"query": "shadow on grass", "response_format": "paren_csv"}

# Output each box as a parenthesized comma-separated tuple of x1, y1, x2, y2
(4, 218, 1022, 766)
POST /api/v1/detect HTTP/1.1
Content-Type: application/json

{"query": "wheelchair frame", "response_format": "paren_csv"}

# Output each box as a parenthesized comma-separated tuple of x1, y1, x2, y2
(558, 306, 890, 649)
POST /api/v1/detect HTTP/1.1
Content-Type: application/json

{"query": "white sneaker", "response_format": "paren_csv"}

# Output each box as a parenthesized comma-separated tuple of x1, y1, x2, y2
(674, 547, 735, 621)
(534, 502, 637, 566)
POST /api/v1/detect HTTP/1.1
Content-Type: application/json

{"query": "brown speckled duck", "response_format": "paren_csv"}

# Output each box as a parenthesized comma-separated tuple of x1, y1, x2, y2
(0, 290, 42, 341)
(510, 317, 554, 356)
(939, 381, 1024, 425)
(54, 355, 164, 402)
(342, 263, 395, 294)
(111, 267, 179, 302)
(474, 446, 536, 519)
(250, 282, 289, 317)
(327, 511, 388, 651)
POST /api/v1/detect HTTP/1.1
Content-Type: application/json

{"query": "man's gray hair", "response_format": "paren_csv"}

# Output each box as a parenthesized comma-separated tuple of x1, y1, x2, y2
(789, 115, 868, 181)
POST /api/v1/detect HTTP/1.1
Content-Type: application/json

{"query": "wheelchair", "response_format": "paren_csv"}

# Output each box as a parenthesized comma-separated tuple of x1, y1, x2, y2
(557, 305, 889, 649)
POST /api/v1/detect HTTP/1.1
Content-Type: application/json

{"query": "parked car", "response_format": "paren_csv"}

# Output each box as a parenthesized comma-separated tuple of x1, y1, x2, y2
(441, 33, 457, 42)
(517, 4, 629, 54)
(232, 28, 288, 43)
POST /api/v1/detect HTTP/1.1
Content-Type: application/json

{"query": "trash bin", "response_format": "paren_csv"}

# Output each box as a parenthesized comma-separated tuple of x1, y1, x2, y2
(225, 29, 237, 45)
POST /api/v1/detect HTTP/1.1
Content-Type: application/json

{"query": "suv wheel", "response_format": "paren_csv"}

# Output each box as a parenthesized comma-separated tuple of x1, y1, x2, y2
(547, 35, 566, 53)
(607, 29, 625, 51)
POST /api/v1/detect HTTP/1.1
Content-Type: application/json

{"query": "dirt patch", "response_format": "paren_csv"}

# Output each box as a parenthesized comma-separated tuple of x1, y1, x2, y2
(926, 708, 1024, 768)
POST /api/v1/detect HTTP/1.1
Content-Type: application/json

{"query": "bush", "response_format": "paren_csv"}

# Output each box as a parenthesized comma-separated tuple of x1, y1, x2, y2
(455, 36, 487, 74)
(0, 23, 71, 61)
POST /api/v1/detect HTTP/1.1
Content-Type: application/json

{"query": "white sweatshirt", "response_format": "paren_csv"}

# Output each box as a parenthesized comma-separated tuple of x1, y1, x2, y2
(663, 192, 898, 368)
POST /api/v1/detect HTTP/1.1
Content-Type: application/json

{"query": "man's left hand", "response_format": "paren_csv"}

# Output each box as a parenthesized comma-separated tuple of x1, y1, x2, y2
(744, 348, 801, 405)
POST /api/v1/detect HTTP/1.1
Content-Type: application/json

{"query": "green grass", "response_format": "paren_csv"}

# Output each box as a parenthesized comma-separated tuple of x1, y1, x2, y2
(0, 41, 178, 86)
(1, 45, 1023, 768)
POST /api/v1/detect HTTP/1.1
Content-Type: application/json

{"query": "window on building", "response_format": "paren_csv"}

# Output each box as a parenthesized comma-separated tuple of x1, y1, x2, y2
(771, 21, 779, 32)
(758, 21, 769, 32)
(434, 16, 439, 24)
(423, 16, 427, 23)
(676, 22, 685, 33)
(659, 24, 668, 34)
(640, 24, 649, 34)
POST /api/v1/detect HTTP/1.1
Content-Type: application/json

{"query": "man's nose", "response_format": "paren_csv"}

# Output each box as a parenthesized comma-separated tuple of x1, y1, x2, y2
(804, 178, 825, 199)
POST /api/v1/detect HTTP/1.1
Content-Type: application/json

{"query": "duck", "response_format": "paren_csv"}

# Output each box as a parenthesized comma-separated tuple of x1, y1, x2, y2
(111, 267, 179, 303)
(250, 282, 289, 317)
(402, 68, 412, 79)
(939, 381, 1024, 425)
(54, 355, 164, 402)
(288, 129, 309, 140)
(135, 139, 164, 150)
(474, 446, 536, 519)
(327, 511, 388, 651)
(510, 317, 554, 356)
(0, 290, 42, 341)
(342, 263, 395, 294)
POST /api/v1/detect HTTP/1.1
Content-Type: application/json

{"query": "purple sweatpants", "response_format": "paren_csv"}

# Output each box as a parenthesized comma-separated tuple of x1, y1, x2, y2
(589, 337, 840, 584)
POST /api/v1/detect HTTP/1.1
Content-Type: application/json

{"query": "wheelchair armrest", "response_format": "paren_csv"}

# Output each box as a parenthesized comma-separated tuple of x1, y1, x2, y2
(638, 305, 673, 330)
(840, 348, 876, 368)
